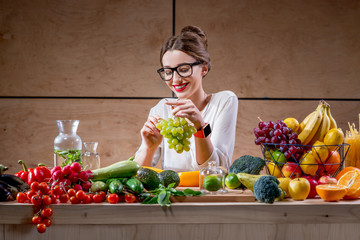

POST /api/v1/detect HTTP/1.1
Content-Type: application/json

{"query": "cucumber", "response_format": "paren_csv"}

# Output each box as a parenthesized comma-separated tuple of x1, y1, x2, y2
(109, 180, 123, 194)
(92, 157, 140, 181)
(125, 178, 144, 194)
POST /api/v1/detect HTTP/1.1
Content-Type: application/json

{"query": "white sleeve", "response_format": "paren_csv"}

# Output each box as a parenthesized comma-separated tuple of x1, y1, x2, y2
(198, 95, 238, 170)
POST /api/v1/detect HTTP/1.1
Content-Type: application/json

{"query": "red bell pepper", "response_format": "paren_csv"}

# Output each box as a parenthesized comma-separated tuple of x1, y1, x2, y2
(15, 160, 30, 183)
(34, 164, 51, 183)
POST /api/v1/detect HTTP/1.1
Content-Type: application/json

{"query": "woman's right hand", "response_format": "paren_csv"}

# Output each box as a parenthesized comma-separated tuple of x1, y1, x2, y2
(140, 115, 163, 150)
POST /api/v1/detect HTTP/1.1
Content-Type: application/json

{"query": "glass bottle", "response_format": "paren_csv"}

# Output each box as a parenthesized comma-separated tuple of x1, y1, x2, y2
(54, 120, 82, 167)
(199, 161, 227, 194)
(82, 142, 100, 170)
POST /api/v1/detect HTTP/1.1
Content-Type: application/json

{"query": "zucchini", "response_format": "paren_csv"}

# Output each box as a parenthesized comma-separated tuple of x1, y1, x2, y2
(92, 157, 140, 181)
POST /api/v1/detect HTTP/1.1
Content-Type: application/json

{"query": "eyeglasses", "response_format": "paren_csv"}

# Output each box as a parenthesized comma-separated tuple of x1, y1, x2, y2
(157, 62, 202, 81)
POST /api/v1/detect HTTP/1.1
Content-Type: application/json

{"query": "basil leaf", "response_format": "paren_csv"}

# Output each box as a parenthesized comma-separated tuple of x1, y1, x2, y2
(142, 195, 158, 204)
(157, 190, 167, 205)
(184, 188, 203, 196)
(172, 190, 185, 196)
(167, 182, 176, 188)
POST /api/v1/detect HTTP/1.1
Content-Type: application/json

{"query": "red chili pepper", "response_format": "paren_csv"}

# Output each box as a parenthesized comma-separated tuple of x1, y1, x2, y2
(34, 164, 51, 183)
(16, 160, 30, 183)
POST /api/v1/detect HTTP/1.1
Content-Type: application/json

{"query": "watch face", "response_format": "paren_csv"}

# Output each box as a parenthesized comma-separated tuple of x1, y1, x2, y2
(204, 124, 211, 137)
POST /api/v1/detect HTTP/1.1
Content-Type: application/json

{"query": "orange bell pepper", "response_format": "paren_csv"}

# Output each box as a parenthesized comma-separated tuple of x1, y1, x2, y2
(178, 171, 200, 187)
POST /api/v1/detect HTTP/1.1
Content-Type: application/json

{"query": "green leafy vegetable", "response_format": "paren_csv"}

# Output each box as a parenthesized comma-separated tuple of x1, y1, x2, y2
(54, 149, 82, 167)
(141, 183, 202, 207)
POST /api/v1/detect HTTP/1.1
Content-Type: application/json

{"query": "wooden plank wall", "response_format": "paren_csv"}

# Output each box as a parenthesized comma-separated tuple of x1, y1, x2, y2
(0, 0, 359, 173)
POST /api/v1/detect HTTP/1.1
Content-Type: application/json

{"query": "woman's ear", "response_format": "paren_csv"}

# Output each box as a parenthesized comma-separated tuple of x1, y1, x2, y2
(201, 64, 209, 78)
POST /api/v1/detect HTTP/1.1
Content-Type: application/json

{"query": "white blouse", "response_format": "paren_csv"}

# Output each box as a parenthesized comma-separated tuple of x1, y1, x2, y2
(136, 90, 238, 172)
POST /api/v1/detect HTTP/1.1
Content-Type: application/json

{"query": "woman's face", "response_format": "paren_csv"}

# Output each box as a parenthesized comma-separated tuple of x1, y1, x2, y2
(161, 50, 207, 99)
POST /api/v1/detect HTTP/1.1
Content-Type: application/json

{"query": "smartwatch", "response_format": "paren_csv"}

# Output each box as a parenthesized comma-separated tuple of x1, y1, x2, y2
(194, 123, 211, 138)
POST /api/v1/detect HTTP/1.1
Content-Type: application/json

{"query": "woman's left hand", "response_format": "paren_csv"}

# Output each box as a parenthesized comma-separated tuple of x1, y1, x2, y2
(165, 99, 205, 130)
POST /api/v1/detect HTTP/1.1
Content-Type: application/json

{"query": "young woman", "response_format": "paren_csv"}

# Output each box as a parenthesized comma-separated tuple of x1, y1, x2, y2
(134, 26, 238, 172)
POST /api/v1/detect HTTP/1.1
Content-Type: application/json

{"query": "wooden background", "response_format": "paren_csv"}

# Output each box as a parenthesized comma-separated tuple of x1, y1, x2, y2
(0, 0, 360, 173)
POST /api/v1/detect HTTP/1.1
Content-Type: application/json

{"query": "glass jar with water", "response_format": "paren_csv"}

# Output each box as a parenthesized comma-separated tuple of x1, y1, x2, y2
(54, 120, 82, 167)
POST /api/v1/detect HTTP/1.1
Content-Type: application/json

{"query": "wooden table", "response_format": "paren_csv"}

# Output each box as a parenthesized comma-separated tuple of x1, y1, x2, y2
(2, 198, 360, 240)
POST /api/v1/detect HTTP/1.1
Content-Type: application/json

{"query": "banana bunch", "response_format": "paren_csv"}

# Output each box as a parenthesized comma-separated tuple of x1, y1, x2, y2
(298, 100, 337, 145)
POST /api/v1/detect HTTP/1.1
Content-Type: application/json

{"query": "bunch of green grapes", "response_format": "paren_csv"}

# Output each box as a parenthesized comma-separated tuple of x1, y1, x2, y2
(156, 117, 197, 153)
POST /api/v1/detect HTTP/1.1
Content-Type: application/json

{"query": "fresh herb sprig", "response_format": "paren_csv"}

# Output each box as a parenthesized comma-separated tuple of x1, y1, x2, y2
(140, 183, 202, 207)
(54, 149, 82, 167)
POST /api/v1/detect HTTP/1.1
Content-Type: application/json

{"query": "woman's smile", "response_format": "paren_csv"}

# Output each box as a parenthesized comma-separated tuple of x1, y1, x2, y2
(173, 82, 189, 92)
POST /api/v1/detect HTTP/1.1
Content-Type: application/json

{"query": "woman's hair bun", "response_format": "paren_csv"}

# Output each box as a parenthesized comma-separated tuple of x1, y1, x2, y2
(180, 25, 208, 49)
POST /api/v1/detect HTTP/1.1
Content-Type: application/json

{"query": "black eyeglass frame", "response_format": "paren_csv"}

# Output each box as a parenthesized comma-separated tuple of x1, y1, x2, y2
(157, 61, 202, 81)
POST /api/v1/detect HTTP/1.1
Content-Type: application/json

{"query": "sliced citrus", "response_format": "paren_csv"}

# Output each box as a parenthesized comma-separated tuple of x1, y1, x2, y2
(337, 170, 360, 199)
(336, 167, 360, 181)
(316, 184, 348, 202)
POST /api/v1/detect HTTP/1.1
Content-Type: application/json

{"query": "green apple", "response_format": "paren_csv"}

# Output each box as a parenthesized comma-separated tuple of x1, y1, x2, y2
(288, 178, 310, 201)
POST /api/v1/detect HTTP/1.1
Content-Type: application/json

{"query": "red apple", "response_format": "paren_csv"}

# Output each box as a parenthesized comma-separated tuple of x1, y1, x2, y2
(282, 162, 302, 179)
(305, 176, 318, 198)
(318, 175, 337, 185)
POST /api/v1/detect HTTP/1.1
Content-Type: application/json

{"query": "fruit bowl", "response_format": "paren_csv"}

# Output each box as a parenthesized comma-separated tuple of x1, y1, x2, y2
(260, 143, 350, 179)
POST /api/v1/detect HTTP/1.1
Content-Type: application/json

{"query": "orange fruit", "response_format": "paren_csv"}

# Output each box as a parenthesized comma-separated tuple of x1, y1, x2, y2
(317, 151, 341, 176)
(337, 170, 360, 199)
(316, 184, 348, 201)
(336, 167, 360, 180)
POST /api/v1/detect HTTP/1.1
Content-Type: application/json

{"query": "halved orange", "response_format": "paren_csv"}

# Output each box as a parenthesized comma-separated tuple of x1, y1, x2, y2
(336, 167, 360, 180)
(337, 170, 360, 199)
(316, 184, 348, 202)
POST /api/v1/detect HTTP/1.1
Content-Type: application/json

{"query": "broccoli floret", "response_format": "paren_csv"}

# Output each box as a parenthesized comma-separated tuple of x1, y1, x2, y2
(253, 175, 282, 204)
(229, 155, 266, 189)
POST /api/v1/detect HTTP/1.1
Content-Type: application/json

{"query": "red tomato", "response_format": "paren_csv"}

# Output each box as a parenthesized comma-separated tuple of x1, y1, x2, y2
(59, 194, 69, 203)
(39, 182, 50, 195)
(30, 182, 40, 191)
(16, 192, 27, 203)
(32, 215, 42, 225)
(31, 195, 42, 206)
(98, 191, 106, 201)
(42, 195, 52, 206)
(107, 194, 119, 204)
(37, 223, 47, 233)
(41, 207, 53, 218)
(69, 196, 79, 204)
(67, 188, 76, 197)
(52, 185, 63, 196)
(75, 190, 85, 201)
(26, 190, 37, 200)
(43, 218, 52, 227)
(82, 194, 92, 204)
(125, 193, 136, 203)
(92, 194, 103, 203)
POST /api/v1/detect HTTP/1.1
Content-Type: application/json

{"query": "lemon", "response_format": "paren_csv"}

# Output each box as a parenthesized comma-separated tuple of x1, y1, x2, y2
(284, 118, 300, 132)
(312, 141, 329, 163)
(267, 162, 283, 178)
(203, 175, 222, 191)
(324, 128, 344, 151)
(299, 152, 319, 176)
(225, 173, 241, 189)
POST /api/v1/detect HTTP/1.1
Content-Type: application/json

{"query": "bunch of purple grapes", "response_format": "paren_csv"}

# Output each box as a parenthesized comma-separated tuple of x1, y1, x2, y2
(254, 120, 305, 160)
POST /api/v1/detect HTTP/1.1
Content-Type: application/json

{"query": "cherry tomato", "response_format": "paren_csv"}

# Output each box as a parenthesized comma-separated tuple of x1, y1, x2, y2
(41, 207, 53, 218)
(37, 223, 47, 233)
(125, 193, 136, 203)
(52, 185, 63, 196)
(16, 192, 27, 203)
(59, 194, 69, 203)
(30, 182, 40, 191)
(39, 182, 50, 194)
(26, 190, 37, 200)
(98, 191, 106, 201)
(42, 195, 52, 206)
(107, 194, 119, 204)
(69, 196, 79, 204)
(32, 215, 42, 225)
(43, 218, 52, 227)
(31, 195, 42, 206)
(82, 194, 92, 204)
(67, 188, 76, 197)
(50, 193, 58, 204)
(92, 194, 103, 203)
(75, 190, 85, 201)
